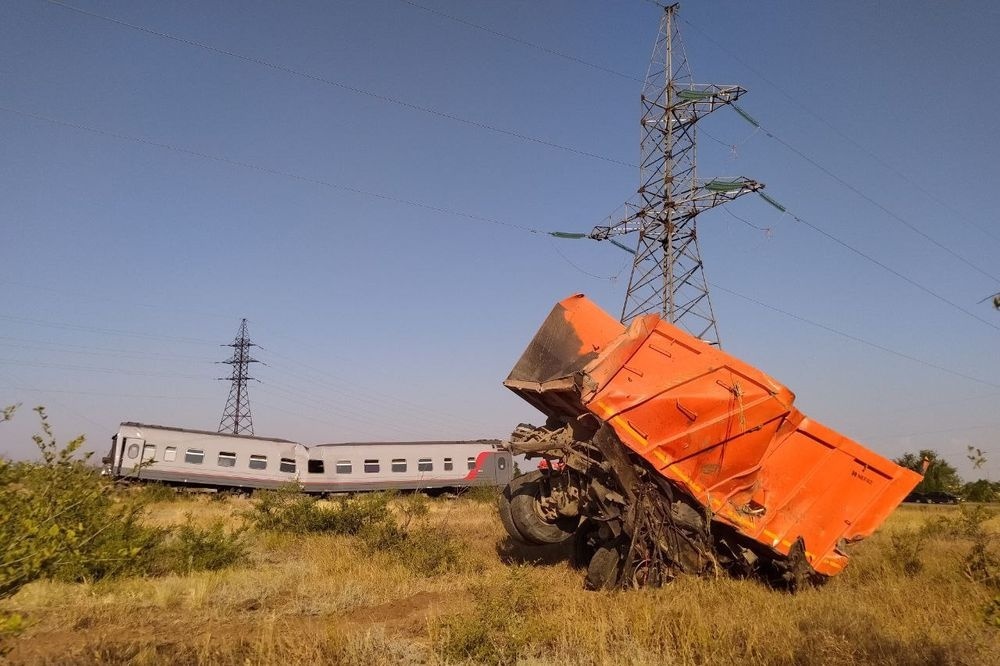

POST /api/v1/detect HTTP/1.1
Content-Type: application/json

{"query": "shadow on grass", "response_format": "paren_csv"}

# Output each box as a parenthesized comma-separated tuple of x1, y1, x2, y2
(495, 536, 574, 566)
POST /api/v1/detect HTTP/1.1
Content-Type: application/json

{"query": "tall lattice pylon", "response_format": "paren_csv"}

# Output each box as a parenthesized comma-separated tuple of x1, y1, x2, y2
(218, 318, 259, 436)
(590, 3, 763, 346)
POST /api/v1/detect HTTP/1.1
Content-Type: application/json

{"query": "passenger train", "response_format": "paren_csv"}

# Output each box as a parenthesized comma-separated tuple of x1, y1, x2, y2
(103, 422, 513, 493)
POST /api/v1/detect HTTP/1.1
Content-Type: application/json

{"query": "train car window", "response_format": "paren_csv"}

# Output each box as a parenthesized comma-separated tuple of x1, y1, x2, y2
(336, 460, 352, 474)
(249, 454, 267, 470)
(164, 446, 177, 462)
(308, 459, 325, 474)
(217, 452, 237, 468)
(498, 457, 507, 470)
(444, 458, 453, 471)
(280, 458, 296, 474)
(391, 459, 407, 473)
(418, 458, 432, 472)
(185, 449, 204, 464)
(127, 443, 140, 459)
(141, 444, 156, 462)
(467, 457, 476, 470)
(364, 459, 380, 473)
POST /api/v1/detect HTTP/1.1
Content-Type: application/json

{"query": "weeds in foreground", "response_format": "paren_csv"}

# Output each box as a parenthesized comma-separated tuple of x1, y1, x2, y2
(0, 407, 164, 600)
(151, 515, 248, 575)
(959, 506, 1000, 592)
(0, 406, 250, 653)
(456, 484, 501, 504)
(134, 482, 180, 504)
(0, 408, 249, 595)
(245, 486, 469, 576)
(887, 529, 927, 576)
(433, 567, 556, 665)
(922, 504, 1000, 590)
(244, 485, 397, 535)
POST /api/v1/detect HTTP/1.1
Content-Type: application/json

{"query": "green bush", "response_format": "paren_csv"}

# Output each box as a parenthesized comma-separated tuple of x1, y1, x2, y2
(151, 515, 248, 575)
(886, 529, 926, 576)
(457, 485, 501, 504)
(958, 505, 999, 591)
(0, 406, 252, 606)
(246, 487, 467, 576)
(244, 486, 396, 535)
(1, 407, 165, 598)
(434, 567, 554, 664)
(392, 526, 466, 576)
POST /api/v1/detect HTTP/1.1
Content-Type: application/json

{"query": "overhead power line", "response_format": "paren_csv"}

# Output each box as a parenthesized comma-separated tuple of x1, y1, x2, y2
(0, 386, 214, 401)
(730, 105, 1000, 283)
(394, 0, 1000, 286)
(397, 0, 643, 83)
(710, 283, 1000, 391)
(678, 14, 1000, 248)
(0, 358, 207, 380)
(38, 0, 1000, 289)
(579, 188, 1000, 334)
(0, 104, 543, 235)
(0, 311, 217, 345)
(747, 191, 1000, 332)
(261, 348, 488, 433)
(43, 0, 634, 168)
(0, 339, 214, 364)
(6, 98, 996, 339)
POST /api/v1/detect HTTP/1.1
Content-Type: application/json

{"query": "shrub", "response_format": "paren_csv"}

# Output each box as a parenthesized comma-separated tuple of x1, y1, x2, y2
(1, 406, 250, 605)
(151, 515, 248, 575)
(246, 486, 467, 576)
(396, 526, 466, 576)
(887, 529, 927, 576)
(457, 485, 501, 504)
(0, 407, 166, 598)
(245, 486, 396, 535)
(434, 567, 554, 665)
(958, 506, 999, 590)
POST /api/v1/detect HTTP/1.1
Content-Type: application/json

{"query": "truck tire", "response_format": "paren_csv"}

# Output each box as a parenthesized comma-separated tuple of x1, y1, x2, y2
(585, 545, 622, 590)
(508, 470, 576, 545)
(498, 475, 533, 544)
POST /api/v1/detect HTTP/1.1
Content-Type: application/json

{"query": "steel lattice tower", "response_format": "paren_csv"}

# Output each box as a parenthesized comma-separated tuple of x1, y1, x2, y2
(218, 318, 259, 436)
(591, 3, 763, 346)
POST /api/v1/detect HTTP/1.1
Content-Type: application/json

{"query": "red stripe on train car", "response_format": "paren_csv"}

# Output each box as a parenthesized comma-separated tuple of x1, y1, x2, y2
(463, 451, 490, 480)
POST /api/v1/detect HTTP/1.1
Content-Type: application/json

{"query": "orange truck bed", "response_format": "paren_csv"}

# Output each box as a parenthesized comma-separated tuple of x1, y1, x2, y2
(505, 294, 921, 576)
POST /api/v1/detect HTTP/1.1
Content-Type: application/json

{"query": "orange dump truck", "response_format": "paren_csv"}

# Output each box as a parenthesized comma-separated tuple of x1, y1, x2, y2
(499, 295, 921, 589)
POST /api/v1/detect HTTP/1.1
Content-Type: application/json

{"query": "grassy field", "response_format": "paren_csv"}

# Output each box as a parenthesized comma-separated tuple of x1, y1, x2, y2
(2, 493, 997, 665)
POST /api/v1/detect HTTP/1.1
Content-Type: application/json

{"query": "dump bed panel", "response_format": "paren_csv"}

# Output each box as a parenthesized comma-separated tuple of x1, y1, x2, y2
(505, 295, 921, 576)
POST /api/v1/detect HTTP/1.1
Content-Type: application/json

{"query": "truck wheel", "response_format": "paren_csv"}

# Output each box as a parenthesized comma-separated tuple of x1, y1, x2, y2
(498, 475, 532, 544)
(585, 546, 622, 590)
(508, 470, 576, 545)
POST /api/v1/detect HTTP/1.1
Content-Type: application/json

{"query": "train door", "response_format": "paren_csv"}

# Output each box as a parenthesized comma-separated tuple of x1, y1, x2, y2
(117, 437, 146, 477)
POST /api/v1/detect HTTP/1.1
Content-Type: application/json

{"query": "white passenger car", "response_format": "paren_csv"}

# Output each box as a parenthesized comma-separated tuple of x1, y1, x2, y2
(104, 422, 512, 492)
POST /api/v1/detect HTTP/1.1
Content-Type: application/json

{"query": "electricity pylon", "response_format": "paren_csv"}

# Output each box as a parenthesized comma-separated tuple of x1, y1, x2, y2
(590, 3, 763, 346)
(218, 318, 259, 436)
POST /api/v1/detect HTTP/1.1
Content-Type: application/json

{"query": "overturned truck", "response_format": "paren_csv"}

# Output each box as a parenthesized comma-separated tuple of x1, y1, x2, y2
(499, 295, 921, 589)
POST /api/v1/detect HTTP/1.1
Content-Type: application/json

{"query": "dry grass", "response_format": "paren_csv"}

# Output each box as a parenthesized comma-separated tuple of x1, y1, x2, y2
(2, 498, 997, 665)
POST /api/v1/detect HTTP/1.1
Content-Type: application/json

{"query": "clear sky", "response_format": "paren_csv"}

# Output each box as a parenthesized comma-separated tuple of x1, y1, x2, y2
(1, 0, 998, 481)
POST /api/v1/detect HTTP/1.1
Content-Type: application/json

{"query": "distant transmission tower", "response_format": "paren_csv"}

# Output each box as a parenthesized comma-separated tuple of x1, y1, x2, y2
(218, 318, 259, 436)
(591, 3, 763, 346)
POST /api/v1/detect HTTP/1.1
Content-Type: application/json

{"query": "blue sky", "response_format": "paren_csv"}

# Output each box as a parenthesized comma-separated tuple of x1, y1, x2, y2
(1, 0, 998, 481)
